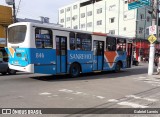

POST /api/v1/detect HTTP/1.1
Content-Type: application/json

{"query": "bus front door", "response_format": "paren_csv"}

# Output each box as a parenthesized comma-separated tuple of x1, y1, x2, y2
(93, 41, 104, 71)
(56, 36, 67, 73)
(127, 43, 132, 68)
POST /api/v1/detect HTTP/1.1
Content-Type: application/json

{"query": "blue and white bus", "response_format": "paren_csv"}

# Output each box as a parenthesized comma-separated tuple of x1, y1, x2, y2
(6, 22, 133, 77)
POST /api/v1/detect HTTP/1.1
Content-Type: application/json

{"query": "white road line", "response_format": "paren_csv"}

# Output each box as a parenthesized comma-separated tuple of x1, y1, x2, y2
(108, 99, 119, 102)
(96, 96, 105, 99)
(59, 89, 73, 93)
(139, 77, 146, 79)
(118, 101, 148, 108)
(144, 81, 160, 84)
(126, 95, 140, 99)
(39, 92, 52, 95)
(126, 95, 158, 102)
(58, 89, 106, 100)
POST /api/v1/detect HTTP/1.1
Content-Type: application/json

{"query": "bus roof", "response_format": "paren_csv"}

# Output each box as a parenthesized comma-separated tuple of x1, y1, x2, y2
(8, 22, 93, 35)
(8, 22, 134, 40)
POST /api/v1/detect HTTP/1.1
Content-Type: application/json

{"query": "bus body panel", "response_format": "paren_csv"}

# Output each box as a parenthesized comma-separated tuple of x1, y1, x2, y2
(6, 22, 132, 76)
(103, 51, 127, 71)
(68, 50, 93, 73)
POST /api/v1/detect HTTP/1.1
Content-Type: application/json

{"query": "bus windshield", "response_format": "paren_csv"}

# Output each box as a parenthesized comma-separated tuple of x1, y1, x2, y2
(8, 25, 27, 44)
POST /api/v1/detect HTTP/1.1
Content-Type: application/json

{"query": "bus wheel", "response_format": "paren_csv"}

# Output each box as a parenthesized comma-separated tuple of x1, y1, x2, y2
(114, 62, 121, 73)
(70, 63, 80, 78)
(1, 72, 7, 75)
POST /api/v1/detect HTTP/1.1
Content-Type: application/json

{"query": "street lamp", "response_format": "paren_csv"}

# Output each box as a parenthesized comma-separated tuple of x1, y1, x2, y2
(5, 0, 16, 23)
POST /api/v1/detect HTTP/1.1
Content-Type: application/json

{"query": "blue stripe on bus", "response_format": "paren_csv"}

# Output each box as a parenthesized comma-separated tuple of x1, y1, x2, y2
(6, 48, 127, 74)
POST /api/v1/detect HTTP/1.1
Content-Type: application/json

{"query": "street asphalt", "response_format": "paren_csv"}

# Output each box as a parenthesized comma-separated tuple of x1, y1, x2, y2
(0, 63, 160, 117)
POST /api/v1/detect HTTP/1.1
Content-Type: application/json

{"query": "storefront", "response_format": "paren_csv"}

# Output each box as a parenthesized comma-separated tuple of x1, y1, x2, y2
(0, 5, 12, 48)
(133, 39, 160, 62)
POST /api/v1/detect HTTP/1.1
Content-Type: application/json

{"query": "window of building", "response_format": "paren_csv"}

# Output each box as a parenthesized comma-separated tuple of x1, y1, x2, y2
(87, 22, 92, 27)
(81, 13, 85, 18)
(124, 15, 127, 18)
(147, 16, 150, 22)
(109, 5, 116, 11)
(72, 15, 77, 21)
(35, 28, 53, 48)
(73, 25, 78, 29)
(124, 27, 126, 31)
(97, 8, 102, 14)
(109, 30, 115, 34)
(60, 9, 64, 14)
(124, 1, 128, 4)
(146, 28, 149, 34)
(140, 14, 144, 20)
(81, 24, 85, 29)
(60, 19, 64, 23)
(139, 27, 143, 34)
(87, 11, 92, 16)
(73, 5, 77, 9)
(106, 36, 116, 51)
(109, 17, 115, 23)
(116, 38, 126, 51)
(97, 20, 102, 25)
(67, 7, 71, 12)
(67, 17, 70, 21)
(69, 32, 92, 51)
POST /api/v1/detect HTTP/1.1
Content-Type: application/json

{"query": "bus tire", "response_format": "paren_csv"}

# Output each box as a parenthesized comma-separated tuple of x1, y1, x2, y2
(70, 63, 80, 78)
(1, 72, 7, 75)
(114, 62, 121, 73)
(8, 69, 16, 75)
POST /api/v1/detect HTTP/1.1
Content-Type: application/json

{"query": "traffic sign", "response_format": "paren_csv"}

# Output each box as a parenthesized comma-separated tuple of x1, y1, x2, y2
(149, 25, 156, 35)
(148, 34, 157, 44)
(128, 0, 151, 10)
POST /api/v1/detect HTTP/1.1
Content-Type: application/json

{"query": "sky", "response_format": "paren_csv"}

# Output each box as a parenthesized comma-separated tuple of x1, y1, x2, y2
(0, 0, 79, 23)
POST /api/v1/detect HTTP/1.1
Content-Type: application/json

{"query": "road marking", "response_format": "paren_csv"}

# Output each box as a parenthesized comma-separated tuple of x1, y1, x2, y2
(108, 99, 119, 102)
(96, 96, 105, 99)
(73, 92, 83, 95)
(126, 95, 158, 102)
(58, 89, 105, 100)
(139, 77, 146, 79)
(118, 101, 148, 108)
(144, 81, 160, 84)
(126, 95, 140, 99)
(39, 92, 52, 95)
(59, 89, 73, 93)
(65, 97, 73, 100)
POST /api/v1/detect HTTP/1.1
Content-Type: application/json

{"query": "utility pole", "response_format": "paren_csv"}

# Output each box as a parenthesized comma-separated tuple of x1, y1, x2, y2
(5, 0, 16, 23)
(13, 0, 16, 23)
(148, 0, 159, 75)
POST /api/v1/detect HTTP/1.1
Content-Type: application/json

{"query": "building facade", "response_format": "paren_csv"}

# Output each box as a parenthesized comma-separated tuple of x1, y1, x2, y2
(59, 0, 160, 61)
(0, 5, 12, 48)
(58, 0, 155, 38)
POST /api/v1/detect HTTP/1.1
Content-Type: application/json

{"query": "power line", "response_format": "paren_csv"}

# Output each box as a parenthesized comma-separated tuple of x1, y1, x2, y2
(16, 0, 22, 16)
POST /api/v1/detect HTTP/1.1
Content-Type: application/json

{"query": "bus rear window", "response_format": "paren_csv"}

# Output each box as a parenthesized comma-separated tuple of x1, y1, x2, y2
(8, 25, 27, 43)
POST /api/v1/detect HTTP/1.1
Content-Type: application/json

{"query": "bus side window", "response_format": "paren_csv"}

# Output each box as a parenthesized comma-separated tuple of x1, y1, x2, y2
(117, 38, 126, 51)
(69, 32, 75, 50)
(106, 37, 116, 51)
(76, 33, 92, 51)
(35, 28, 53, 49)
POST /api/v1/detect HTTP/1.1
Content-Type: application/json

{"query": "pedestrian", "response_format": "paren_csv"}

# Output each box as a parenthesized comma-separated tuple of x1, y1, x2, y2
(156, 55, 160, 75)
